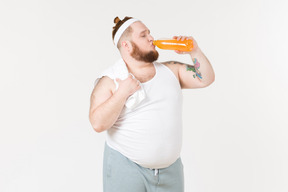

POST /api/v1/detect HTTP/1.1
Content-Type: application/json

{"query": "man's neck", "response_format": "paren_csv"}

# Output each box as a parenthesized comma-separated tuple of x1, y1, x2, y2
(123, 56, 154, 72)
(122, 56, 156, 83)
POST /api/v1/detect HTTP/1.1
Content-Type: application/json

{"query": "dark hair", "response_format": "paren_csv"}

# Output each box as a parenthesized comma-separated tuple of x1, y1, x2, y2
(112, 16, 134, 47)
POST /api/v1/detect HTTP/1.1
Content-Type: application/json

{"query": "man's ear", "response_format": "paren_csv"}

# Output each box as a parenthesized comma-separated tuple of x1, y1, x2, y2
(121, 41, 132, 52)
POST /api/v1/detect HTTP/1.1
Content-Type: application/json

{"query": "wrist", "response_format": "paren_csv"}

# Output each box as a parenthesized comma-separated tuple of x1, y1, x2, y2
(189, 47, 202, 57)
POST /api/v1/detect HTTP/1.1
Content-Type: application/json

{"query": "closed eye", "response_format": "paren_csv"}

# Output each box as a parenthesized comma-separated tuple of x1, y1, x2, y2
(140, 29, 150, 37)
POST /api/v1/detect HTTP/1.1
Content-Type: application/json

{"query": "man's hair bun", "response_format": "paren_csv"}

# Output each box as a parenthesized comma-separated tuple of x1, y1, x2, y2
(114, 17, 121, 24)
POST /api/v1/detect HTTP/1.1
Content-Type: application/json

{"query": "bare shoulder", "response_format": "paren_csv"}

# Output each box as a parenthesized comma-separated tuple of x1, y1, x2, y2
(91, 76, 115, 97)
(89, 76, 115, 112)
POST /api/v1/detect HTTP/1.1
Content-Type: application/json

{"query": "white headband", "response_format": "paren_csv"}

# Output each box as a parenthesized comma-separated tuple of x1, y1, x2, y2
(113, 18, 140, 46)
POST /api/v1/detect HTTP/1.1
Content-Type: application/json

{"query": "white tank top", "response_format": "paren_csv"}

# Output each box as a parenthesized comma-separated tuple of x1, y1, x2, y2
(106, 62, 183, 169)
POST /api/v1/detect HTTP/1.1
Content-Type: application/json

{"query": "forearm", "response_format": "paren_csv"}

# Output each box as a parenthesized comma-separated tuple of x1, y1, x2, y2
(89, 91, 127, 133)
(190, 48, 215, 86)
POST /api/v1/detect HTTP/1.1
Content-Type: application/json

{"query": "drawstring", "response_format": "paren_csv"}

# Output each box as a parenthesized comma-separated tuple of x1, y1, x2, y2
(154, 169, 159, 176)
(150, 168, 159, 176)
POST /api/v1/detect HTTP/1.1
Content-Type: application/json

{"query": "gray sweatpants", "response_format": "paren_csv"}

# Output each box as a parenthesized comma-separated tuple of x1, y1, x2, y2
(103, 143, 184, 192)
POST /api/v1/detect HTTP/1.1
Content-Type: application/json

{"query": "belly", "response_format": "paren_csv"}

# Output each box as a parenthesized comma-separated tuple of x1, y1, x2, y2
(107, 113, 183, 169)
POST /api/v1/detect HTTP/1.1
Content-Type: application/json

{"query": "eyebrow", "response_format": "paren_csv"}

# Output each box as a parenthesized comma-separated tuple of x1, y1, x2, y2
(140, 29, 150, 35)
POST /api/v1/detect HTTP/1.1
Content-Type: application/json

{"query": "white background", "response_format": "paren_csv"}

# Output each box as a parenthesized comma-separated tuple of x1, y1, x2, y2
(1, 0, 288, 191)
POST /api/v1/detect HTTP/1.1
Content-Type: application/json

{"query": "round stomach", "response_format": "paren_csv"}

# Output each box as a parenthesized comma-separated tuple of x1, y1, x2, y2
(107, 116, 183, 169)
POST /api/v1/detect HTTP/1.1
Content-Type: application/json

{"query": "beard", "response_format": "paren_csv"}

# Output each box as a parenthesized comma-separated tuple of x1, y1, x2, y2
(130, 41, 159, 63)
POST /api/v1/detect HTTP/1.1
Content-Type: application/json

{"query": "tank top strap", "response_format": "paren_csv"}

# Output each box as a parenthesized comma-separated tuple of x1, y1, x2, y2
(153, 62, 179, 85)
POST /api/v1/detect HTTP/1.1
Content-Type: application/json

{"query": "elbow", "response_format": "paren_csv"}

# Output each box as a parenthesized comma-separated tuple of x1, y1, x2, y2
(199, 79, 215, 88)
(93, 125, 105, 133)
(92, 123, 112, 133)
(91, 122, 106, 133)
(208, 75, 216, 86)
(89, 116, 106, 133)
(201, 75, 215, 88)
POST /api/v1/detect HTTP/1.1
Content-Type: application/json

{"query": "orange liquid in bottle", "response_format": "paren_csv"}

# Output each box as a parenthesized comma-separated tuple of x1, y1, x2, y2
(153, 39, 193, 52)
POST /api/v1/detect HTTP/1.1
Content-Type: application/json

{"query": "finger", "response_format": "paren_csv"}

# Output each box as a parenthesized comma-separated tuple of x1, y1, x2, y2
(136, 84, 141, 91)
(177, 36, 181, 41)
(175, 50, 183, 54)
(181, 36, 186, 41)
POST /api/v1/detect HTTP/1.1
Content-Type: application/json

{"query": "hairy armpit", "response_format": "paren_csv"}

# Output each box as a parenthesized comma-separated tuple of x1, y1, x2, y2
(162, 60, 186, 65)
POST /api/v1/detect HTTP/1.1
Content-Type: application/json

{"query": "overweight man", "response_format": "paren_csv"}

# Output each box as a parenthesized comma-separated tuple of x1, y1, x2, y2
(89, 16, 215, 192)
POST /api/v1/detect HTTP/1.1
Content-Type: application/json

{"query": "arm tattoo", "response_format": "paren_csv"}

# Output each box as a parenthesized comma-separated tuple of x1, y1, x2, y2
(186, 58, 202, 79)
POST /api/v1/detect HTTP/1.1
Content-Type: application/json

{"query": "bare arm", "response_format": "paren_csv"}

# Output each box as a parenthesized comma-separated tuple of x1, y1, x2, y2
(163, 36, 215, 89)
(89, 75, 140, 133)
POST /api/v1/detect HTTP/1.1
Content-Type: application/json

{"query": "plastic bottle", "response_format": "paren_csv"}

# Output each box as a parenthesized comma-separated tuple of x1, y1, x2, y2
(153, 39, 193, 52)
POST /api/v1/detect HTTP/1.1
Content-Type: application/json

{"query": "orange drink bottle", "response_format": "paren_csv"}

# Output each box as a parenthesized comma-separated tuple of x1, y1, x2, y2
(153, 39, 193, 52)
